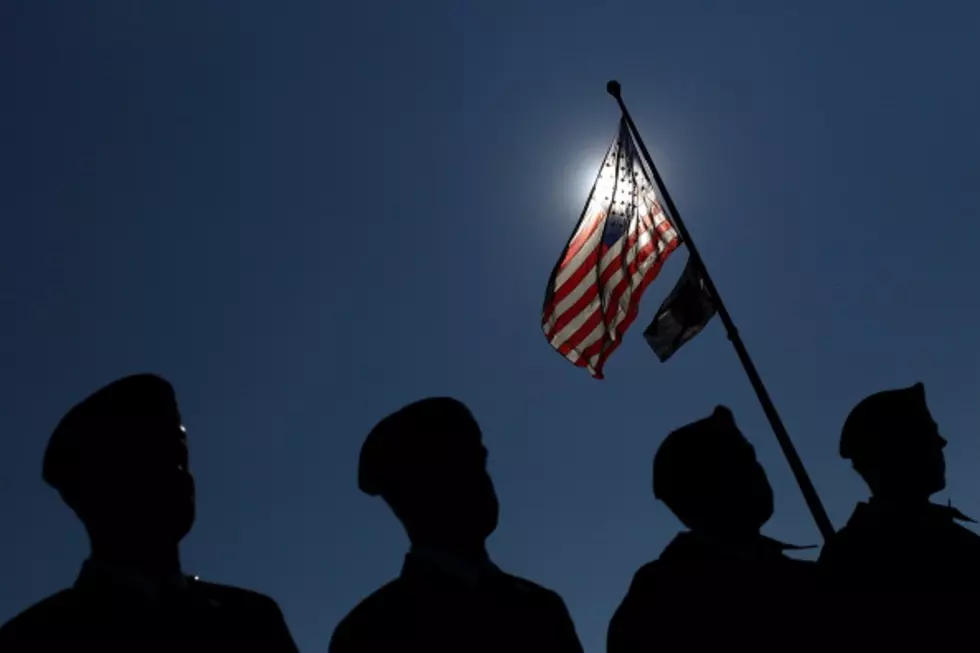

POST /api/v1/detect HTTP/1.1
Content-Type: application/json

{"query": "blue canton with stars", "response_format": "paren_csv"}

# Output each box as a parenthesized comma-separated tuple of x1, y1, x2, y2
(601, 212, 628, 247)
(599, 119, 641, 249)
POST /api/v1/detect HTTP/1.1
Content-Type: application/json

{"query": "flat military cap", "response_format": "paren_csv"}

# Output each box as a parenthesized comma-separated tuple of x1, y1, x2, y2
(840, 382, 930, 461)
(43, 374, 180, 492)
(358, 397, 477, 497)
(653, 405, 741, 501)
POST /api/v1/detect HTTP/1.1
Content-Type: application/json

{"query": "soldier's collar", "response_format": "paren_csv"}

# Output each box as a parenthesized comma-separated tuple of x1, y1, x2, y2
(944, 502, 977, 523)
(862, 498, 976, 524)
(404, 546, 501, 586)
(684, 530, 816, 559)
(75, 557, 190, 601)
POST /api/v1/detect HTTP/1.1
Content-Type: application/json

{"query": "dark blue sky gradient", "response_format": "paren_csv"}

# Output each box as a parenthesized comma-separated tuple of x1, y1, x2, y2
(3, 2, 979, 651)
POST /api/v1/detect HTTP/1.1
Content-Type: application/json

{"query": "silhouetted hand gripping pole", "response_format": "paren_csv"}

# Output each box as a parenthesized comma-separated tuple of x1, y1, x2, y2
(606, 80, 835, 542)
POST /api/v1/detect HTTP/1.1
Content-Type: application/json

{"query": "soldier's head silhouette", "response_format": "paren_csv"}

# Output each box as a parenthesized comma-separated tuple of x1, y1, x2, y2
(840, 382, 946, 501)
(359, 397, 499, 551)
(43, 374, 195, 551)
(653, 406, 773, 536)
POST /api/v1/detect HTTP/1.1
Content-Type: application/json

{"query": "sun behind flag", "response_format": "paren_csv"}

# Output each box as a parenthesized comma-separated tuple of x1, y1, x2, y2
(542, 118, 681, 378)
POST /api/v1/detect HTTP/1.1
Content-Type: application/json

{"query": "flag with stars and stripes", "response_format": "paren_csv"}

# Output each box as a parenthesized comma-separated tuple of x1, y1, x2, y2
(542, 118, 681, 378)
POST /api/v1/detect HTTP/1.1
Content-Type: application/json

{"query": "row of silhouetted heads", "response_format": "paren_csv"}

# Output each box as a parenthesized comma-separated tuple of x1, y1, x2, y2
(2, 373, 974, 652)
(38, 374, 944, 544)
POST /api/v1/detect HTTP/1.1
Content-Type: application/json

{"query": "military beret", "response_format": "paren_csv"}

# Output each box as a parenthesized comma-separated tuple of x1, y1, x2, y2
(43, 374, 180, 492)
(358, 397, 477, 497)
(840, 382, 929, 461)
(653, 405, 741, 501)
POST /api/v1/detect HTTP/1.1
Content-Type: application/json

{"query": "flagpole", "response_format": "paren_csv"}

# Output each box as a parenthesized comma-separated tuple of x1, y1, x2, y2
(606, 80, 835, 542)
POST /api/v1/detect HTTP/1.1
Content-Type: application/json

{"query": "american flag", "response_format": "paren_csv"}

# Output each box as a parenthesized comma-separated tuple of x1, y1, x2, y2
(542, 118, 681, 378)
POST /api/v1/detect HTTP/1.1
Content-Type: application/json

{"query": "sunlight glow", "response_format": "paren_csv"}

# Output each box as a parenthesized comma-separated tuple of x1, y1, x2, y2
(572, 146, 607, 209)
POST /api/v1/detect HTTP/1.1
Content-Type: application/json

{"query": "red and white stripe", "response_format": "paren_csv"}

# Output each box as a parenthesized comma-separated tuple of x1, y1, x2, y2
(542, 124, 680, 378)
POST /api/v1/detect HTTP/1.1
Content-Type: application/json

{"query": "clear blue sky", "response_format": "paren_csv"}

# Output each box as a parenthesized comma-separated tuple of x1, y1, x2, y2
(2, 2, 979, 651)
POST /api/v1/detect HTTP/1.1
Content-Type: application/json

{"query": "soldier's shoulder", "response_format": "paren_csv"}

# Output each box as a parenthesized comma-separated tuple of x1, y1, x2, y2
(950, 520, 980, 548)
(330, 579, 406, 648)
(353, 577, 406, 611)
(190, 578, 284, 614)
(627, 559, 669, 587)
(497, 572, 570, 607)
(776, 554, 821, 588)
(632, 559, 662, 577)
(821, 510, 866, 546)
(608, 561, 667, 634)
(0, 589, 77, 640)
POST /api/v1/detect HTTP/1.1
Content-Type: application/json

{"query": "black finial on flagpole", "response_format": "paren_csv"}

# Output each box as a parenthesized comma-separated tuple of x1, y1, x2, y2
(606, 80, 622, 99)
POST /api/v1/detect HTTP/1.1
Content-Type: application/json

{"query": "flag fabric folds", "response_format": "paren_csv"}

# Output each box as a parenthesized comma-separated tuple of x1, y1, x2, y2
(542, 118, 681, 379)
(643, 257, 716, 362)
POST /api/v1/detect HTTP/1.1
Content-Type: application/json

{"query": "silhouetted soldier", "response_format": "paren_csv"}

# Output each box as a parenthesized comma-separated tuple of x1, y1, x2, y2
(0, 374, 298, 652)
(819, 382, 980, 591)
(608, 406, 818, 653)
(329, 397, 583, 653)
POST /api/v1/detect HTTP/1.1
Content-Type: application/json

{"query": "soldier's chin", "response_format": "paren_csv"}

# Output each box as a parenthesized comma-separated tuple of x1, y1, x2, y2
(163, 503, 196, 542)
(462, 511, 497, 542)
(753, 487, 775, 527)
(178, 505, 196, 539)
(750, 506, 774, 530)
(482, 515, 499, 539)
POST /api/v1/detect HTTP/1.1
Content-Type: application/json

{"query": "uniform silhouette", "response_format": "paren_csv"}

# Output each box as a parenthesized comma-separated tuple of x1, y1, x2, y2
(608, 406, 818, 653)
(329, 397, 583, 653)
(819, 382, 980, 590)
(0, 374, 298, 652)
